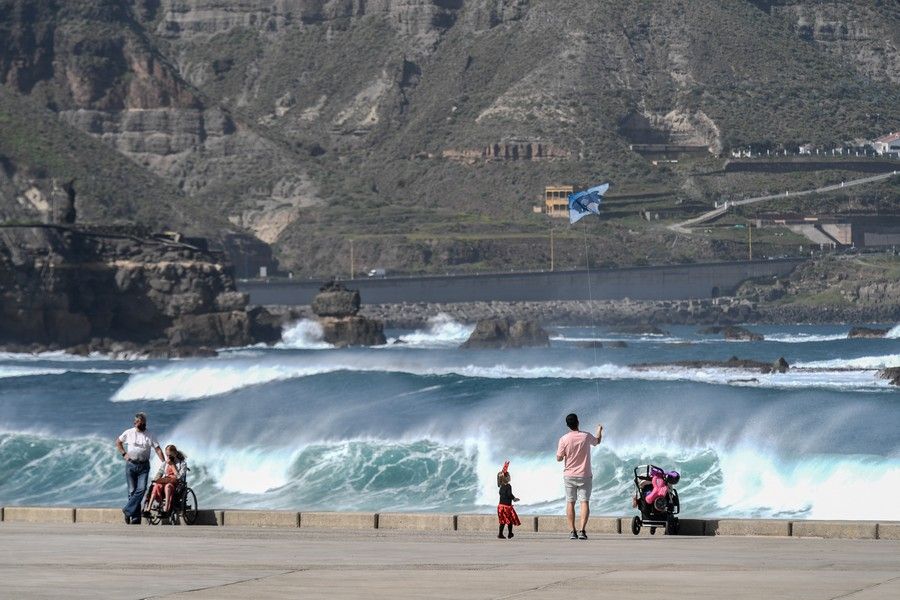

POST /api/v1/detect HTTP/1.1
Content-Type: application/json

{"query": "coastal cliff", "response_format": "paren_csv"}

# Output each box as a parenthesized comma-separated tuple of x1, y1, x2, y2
(0, 225, 281, 356)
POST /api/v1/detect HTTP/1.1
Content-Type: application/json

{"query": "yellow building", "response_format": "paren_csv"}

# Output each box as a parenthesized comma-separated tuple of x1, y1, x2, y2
(544, 185, 573, 218)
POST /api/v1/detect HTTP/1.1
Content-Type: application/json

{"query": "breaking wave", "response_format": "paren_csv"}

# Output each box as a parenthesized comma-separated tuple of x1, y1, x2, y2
(392, 314, 474, 347)
(111, 354, 892, 401)
(2, 430, 897, 520)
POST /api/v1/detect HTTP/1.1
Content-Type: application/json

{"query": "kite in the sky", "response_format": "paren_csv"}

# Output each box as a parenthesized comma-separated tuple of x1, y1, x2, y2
(568, 183, 610, 224)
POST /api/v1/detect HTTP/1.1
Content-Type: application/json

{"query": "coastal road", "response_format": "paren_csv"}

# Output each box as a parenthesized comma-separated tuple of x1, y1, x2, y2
(670, 169, 900, 233)
(1, 523, 898, 599)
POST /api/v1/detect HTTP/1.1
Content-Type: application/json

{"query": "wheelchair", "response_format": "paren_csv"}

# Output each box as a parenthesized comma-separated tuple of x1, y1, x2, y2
(144, 473, 198, 526)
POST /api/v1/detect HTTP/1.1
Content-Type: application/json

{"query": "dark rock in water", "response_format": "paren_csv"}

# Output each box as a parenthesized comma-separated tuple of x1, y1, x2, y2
(772, 357, 790, 373)
(319, 316, 386, 347)
(309, 282, 385, 346)
(612, 324, 668, 336)
(848, 326, 889, 339)
(312, 281, 360, 317)
(606, 341, 628, 348)
(247, 306, 284, 345)
(577, 341, 603, 348)
(0, 225, 280, 357)
(700, 325, 763, 341)
(634, 356, 788, 374)
(461, 318, 549, 349)
(880, 367, 900, 386)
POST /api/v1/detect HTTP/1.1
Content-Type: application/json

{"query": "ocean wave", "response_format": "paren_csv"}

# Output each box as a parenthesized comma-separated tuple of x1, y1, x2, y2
(887, 324, 900, 339)
(551, 335, 690, 344)
(277, 320, 333, 349)
(4, 430, 898, 520)
(794, 353, 900, 370)
(0, 351, 96, 362)
(763, 333, 849, 343)
(392, 314, 474, 347)
(110, 353, 892, 401)
(0, 365, 136, 380)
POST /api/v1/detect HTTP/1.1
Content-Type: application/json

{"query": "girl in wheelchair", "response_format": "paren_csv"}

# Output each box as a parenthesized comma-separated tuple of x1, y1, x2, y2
(143, 444, 187, 518)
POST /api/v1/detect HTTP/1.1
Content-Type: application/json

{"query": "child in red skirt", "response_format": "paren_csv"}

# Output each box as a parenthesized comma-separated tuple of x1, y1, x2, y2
(497, 460, 521, 539)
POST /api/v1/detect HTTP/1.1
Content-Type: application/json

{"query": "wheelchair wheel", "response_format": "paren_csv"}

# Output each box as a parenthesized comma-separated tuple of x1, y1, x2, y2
(631, 516, 641, 535)
(146, 499, 162, 525)
(180, 488, 198, 525)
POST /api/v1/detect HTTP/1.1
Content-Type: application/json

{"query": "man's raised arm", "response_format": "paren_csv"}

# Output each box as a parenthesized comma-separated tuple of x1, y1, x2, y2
(594, 424, 604, 445)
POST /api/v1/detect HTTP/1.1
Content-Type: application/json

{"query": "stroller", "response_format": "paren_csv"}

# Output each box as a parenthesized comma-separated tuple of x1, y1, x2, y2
(630, 464, 680, 535)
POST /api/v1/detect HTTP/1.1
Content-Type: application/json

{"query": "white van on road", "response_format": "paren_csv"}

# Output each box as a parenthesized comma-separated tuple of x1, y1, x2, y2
(367, 268, 387, 278)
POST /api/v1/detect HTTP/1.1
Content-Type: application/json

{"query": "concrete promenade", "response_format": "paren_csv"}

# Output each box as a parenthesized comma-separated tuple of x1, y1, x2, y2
(2, 522, 899, 599)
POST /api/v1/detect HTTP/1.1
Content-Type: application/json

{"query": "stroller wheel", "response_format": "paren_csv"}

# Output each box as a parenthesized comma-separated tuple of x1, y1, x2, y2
(649, 527, 656, 535)
(631, 516, 641, 535)
(665, 515, 679, 536)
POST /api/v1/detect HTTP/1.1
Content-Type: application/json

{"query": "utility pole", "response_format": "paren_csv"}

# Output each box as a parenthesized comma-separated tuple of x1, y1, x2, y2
(748, 222, 753, 261)
(350, 239, 355, 279)
(550, 227, 555, 271)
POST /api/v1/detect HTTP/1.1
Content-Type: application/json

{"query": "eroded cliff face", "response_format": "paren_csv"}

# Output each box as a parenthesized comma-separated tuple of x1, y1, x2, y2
(0, 226, 281, 355)
(773, 2, 900, 84)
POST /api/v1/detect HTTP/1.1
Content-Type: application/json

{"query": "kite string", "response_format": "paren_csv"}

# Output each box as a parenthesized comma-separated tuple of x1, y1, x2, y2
(581, 226, 602, 404)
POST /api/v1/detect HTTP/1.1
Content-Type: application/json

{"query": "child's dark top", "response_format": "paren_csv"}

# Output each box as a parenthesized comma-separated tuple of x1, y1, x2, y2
(499, 483, 516, 506)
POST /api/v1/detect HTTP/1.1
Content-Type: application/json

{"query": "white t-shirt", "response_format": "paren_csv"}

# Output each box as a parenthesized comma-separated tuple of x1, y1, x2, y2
(118, 427, 160, 462)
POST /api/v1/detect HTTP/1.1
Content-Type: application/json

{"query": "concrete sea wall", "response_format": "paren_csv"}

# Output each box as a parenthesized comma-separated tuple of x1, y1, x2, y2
(2, 506, 897, 540)
(240, 259, 805, 305)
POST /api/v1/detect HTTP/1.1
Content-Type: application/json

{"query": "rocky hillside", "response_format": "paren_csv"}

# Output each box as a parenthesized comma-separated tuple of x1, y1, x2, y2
(1, 0, 898, 275)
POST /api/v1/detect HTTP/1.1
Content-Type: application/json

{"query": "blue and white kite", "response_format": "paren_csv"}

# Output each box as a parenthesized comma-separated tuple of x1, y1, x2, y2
(567, 183, 610, 224)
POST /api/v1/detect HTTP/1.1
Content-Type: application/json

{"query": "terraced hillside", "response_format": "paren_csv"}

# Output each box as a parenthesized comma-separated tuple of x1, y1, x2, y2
(1, 0, 898, 275)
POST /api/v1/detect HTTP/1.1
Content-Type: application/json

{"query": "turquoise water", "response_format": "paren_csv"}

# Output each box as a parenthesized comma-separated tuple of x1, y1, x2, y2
(1, 318, 898, 519)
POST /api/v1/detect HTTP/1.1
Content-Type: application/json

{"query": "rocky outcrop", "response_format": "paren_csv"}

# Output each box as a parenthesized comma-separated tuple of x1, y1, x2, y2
(310, 282, 385, 347)
(634, 356, 789, 374)
(460, 318, 550, 349)
(699, 326, 764, 341)
(847, 326, 888, 339)
(880, 367, 900, 386)
(0, 226, 281, 356)
(312, 283, 361, 317)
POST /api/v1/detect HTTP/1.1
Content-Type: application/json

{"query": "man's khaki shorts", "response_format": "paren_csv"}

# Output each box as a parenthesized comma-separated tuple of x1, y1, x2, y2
(564, 476, 593, 502)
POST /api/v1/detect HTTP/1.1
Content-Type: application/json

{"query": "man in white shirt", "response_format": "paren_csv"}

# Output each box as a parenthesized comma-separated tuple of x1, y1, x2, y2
(115, 412, 164, 524)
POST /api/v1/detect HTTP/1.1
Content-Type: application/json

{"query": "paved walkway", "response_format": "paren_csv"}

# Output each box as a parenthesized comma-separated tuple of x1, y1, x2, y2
(1, 523, 899, 599)
(670, 170, 900, 233)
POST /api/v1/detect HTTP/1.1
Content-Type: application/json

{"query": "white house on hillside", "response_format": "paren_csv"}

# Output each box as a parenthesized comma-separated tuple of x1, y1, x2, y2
(873, 132, 900, 155)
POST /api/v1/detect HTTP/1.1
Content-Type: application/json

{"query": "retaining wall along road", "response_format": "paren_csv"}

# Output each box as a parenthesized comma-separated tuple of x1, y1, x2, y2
(2, 507, 897, 539)
(240, 259, 805, 305)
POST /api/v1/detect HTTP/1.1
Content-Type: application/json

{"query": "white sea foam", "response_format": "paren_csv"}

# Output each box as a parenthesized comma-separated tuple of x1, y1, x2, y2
(110, 354, 892, 401)
(0, 351, 95, 362)
(277, 320, 333, 349)
(394, 314, 474, 347)
(887, 324, 900, 339)
(717, 448, 900, 520)
(794, 353, 900, 370)
(0, 365, 136, 380)
(763, 333, 849, 343)
(0, 366, 69, 379)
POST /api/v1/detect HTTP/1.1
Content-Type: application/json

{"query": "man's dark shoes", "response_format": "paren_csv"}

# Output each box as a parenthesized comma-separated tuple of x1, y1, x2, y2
(569, 530, 578, 540)
(578, 530, 588, 540)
